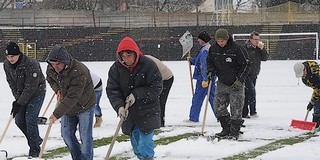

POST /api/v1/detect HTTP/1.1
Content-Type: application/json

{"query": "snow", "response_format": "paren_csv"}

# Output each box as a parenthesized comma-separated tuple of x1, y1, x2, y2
(0, 60, 319, 160)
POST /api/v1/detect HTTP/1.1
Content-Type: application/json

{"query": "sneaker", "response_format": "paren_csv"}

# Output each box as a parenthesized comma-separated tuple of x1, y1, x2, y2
(28, 152, 39, 159)
(250, 114, 259, 118)
(243, 115, 250, 119)
(28, 155, 38, 159)
(183, 119, 199, 123)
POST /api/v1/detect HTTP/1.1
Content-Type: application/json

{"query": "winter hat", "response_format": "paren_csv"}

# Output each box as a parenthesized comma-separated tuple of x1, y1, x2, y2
(198, 31, 211, 43)
(293, 62, 305, 78)
(215, 28, 229, 40)
(5, 42, 21, 55)
(46, 45, 71, 66)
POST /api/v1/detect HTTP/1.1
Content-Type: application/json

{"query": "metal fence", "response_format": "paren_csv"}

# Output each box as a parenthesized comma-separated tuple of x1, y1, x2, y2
(0, 9, 319, 28)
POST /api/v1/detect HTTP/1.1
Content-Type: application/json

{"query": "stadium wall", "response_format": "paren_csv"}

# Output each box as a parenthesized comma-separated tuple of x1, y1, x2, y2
(0, 24, 319, 62)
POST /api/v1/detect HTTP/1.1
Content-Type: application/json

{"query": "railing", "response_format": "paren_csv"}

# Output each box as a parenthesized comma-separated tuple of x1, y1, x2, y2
(0, 9, 319, 28)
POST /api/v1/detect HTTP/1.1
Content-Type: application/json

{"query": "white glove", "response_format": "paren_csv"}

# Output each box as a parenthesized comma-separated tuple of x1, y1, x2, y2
(118, 106, 128, 119)
(125, 93, 135, 107)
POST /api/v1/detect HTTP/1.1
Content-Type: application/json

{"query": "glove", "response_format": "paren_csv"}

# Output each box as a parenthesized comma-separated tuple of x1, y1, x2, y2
(11, 101, 23, 118)
(118, 106, 128, 119)
(125, 93, 135, 107)
(202, 81, 209, 88)
(208, 72, 213, 81)
(307, 102, 314, 111)
(187, 56, 191, 61)
(232, 79, 243, 91)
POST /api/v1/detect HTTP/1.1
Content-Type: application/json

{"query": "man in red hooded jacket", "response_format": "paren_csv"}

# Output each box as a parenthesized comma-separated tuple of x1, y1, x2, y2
(106, 37, 163, 160)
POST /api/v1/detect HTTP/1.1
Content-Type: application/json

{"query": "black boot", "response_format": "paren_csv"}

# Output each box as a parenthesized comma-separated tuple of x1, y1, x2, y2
(312, 116, 320, 128)
(215, 116, 230, 137)
(229, 119, 243, 140)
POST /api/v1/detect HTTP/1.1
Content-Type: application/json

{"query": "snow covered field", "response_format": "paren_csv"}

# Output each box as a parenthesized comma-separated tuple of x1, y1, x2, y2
(0, 60, 319, 160)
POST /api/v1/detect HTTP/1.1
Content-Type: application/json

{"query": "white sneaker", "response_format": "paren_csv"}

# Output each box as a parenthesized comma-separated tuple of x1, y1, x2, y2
(250, 114, 259, 118)
(183, 119, 199, 123)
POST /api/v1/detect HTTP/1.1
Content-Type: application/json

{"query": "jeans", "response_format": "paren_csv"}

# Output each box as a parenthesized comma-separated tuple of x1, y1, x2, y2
(61, 106, 94, 160)
(94, 89, 102, 117)
(15, 94, 45, 156)
(243, 77, 257, 117)
(130, 125, 155, 159)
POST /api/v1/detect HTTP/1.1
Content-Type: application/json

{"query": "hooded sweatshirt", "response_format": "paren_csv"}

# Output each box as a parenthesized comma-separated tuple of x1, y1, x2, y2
(46, 45, 96, 118)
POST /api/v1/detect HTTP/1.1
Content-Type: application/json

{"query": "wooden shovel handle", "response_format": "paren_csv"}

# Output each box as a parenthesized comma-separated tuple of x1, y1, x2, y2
(0, 115, 13, 144)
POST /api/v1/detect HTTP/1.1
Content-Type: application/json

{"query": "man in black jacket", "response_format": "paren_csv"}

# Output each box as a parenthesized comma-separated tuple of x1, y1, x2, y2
(106, 37, 163, 159)
(3, 42, 46, 158)
(242, 31, 268, 119)
(207, 28, 250, 140)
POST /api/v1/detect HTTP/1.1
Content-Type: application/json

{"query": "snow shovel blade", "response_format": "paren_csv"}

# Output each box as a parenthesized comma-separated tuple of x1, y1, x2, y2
(290, 119, 317, 131)
(37, 117, 48, 125)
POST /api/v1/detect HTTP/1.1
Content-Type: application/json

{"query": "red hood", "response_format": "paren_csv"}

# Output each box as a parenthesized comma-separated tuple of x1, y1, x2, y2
(116, 37, 142, 72)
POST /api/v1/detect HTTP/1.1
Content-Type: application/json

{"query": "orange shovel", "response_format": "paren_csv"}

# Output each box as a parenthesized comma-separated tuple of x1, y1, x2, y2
(290, 109, 317, 131)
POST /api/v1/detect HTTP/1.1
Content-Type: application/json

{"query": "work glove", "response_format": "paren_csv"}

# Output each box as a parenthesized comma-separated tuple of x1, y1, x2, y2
(208, 72, 213, 81)
(118, 106, 128, 119)
(125, 93, 135, 107)
(307, 102, 314, 111)
(232, 79, 243, 91)
(202, 81, 209, 88)
(11, 101, 23, 118)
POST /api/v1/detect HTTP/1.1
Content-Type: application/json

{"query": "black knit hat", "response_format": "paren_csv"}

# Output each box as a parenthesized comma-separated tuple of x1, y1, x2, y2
(198, 31, 211, 43)
(215, 28, 229, 40)
(5, 42, 21, 55)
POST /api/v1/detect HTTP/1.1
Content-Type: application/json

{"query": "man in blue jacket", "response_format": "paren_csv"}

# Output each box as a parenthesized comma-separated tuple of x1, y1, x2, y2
(185, 31, 216, 123)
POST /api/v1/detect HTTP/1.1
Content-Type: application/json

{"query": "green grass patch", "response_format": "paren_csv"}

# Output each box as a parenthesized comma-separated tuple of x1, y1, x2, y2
(26, 129, 164, 159)
(223, 132, 318, 160)
(109, 132, 196, 160)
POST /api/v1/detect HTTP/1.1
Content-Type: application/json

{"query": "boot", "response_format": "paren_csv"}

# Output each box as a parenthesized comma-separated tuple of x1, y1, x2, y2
(215, 116, 230, 137)
(312, 115, 320, 128)
(229, 119, 243, 140)
(94, 117, 103, 128)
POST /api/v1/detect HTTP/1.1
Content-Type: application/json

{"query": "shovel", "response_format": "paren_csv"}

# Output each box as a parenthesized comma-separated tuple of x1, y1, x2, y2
(105, 103, 130, 160)
(200, 80, 213, 135)
(37, 94, 55, 125)
(290, 109, 317, 131)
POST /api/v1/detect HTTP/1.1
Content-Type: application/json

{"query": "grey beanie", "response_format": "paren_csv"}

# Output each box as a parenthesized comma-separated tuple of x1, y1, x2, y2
(293, 62, 305, 78)
(215, 28, 229, 40)
(46, 45, 71, 66)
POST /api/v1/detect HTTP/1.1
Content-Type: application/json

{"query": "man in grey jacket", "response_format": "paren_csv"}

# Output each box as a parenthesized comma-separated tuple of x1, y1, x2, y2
(46, 45, 96, 160)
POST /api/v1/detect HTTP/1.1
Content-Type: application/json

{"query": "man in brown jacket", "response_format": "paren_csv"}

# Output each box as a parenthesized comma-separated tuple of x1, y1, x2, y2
(46, 45, 96, 160)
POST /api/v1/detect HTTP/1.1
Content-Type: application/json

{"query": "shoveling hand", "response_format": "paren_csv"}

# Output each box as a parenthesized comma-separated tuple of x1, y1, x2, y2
(11, 101, 23, 118)
(307, 101, 314, 111)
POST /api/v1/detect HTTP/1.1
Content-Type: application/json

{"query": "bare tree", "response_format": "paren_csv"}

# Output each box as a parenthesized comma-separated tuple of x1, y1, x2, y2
(0, 0, 13, 11)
